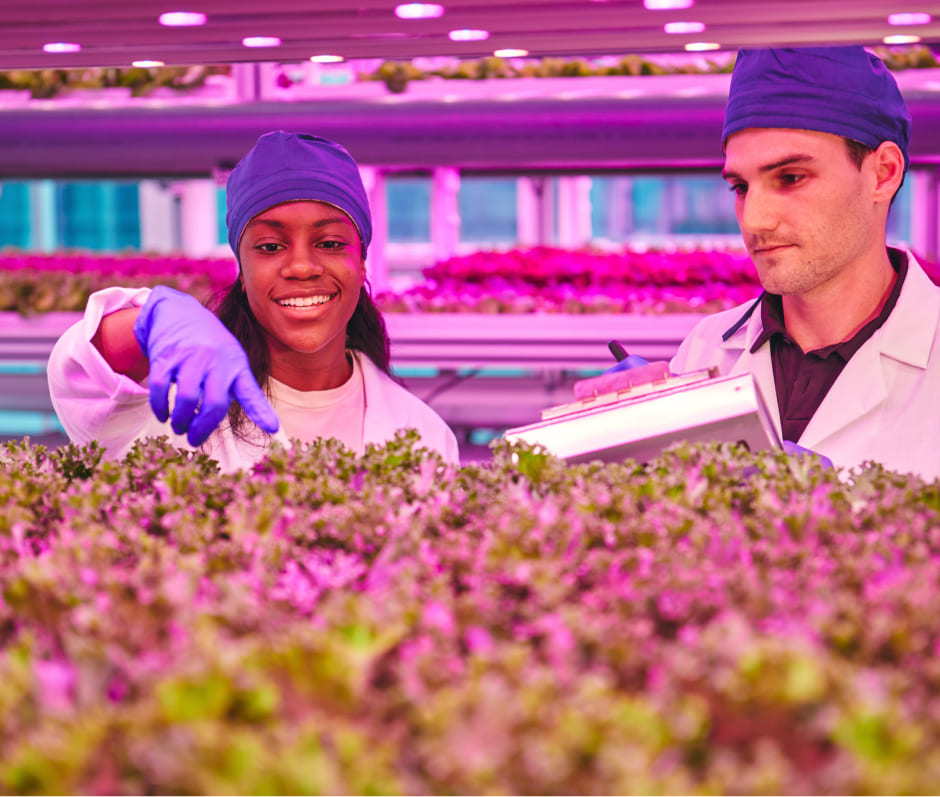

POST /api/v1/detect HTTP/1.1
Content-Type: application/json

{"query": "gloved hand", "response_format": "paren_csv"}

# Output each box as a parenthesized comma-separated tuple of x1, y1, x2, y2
(604, 354, 650, 374)
(133, 285, 279, 446)
(782, 440, 834, 469)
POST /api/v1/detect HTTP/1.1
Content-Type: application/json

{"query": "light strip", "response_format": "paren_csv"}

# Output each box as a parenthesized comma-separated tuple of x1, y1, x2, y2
(644, 0, 694, 9)
(888, 12, 931, 25)
(158, 11, 207, 26)
(664, 21, 706, 34)
(395, 3, 444, 19)
(242, 36, 282, 48)
(449, 29, 490, 42)
(42, 42, 81, 53)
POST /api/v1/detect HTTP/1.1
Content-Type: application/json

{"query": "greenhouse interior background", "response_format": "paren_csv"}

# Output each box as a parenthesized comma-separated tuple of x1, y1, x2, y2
(3, 0, 939, 457)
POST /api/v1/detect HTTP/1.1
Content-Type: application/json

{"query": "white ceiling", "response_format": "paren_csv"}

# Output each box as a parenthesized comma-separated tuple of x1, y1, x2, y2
(2, 0, 940, 70)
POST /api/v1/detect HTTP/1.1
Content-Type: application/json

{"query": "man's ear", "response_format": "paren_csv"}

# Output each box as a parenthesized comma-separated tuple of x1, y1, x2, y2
(871, 141, 905, 202)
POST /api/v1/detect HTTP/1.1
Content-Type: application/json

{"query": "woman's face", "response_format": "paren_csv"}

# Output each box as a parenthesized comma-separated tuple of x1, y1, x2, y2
(237, 200, 365, 390)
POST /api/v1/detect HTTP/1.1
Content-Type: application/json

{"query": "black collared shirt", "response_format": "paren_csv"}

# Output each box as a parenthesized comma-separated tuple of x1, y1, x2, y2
(749, 249, 908, 443)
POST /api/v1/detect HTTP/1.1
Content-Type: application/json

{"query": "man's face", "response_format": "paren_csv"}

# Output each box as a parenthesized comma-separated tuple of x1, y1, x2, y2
(722, 127, 880, 298)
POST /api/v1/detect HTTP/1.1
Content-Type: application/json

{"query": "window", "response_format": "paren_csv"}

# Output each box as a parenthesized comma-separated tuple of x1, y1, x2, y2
(590, 174, 739, 242)
(0, 182, 32, 248)
(459, 177, 517, 243)
(56, 182, 140, 250)
(387, 176, 431, 243)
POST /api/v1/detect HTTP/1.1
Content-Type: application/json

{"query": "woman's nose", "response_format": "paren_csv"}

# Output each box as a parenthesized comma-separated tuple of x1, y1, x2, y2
(281, 246, 324, 278)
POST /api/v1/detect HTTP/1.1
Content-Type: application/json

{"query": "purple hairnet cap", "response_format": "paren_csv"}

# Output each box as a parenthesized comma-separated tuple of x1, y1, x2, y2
(722, 46, 911, 172)
(225, 131, 372, 258)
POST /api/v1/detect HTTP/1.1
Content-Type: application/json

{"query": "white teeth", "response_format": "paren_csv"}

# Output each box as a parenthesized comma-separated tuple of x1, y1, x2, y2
(278, 294, 334, 308)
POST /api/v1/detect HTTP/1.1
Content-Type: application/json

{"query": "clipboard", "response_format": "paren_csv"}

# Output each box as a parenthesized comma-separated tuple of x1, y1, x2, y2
(503, 367, 781, 464)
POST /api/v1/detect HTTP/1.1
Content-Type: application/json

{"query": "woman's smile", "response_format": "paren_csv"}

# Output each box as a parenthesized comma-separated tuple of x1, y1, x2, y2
(275, 292, 338, 310)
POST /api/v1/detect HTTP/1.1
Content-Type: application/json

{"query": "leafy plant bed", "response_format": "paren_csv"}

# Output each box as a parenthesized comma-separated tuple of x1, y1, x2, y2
(1, 434, 939, 794)
(0, 253, 237, 316)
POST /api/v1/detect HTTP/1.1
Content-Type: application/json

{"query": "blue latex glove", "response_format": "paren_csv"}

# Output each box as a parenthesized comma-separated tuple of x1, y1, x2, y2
(604, 354, 649, 374)
(782, 440, 834, 469)
(133, 285, 279, 446)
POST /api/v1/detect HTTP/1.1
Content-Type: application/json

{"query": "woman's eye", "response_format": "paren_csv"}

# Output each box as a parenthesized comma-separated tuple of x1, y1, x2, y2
(318, 239, 347, 250)
(256, 242, 283, 253)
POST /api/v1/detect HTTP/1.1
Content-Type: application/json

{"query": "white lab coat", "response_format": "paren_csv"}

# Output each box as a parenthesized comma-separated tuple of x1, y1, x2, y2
(670, 250, 940, 481)
(47, 287, 460, 471)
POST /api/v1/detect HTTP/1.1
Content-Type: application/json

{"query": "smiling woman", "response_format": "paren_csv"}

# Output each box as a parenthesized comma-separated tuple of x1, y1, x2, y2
(46, 131, 460, 470)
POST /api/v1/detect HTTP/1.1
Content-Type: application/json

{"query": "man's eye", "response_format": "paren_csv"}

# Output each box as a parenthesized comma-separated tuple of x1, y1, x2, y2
(780, 173, 804, 186)
(728, 183, 747, 196)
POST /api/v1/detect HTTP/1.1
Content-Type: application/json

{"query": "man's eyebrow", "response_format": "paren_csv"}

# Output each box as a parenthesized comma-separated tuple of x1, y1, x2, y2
(722, 154, 815, 181)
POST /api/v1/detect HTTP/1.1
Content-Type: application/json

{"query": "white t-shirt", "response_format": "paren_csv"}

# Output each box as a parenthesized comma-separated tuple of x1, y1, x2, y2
(271, 357, 366, 453)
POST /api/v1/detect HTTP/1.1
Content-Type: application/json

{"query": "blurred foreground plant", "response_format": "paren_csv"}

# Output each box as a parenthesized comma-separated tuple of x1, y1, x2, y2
(0, 433, 939, 794)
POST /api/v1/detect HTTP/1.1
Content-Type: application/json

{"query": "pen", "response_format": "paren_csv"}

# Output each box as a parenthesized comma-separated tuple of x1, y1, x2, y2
(607, 339, 629, 362)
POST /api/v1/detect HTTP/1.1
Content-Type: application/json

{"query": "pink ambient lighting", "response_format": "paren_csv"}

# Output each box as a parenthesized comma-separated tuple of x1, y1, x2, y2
(644, 0, 694, 9)
(395, 3, 445, 19)
(242, 36, 282, 48)
(664, 21, 706, 34)
(888, 12, 932, 25)
(42, 42, 81, 53)
(158, 11, 207, 26)
(449, 29, 490, 42)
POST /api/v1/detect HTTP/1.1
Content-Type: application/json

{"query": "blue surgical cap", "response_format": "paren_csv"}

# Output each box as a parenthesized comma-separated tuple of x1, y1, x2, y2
(722, 46, 911, 172)
(225, 131, 372, 259)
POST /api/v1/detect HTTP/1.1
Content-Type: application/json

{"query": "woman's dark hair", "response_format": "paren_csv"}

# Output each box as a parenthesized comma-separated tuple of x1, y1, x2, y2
(210, 278, 392, 440)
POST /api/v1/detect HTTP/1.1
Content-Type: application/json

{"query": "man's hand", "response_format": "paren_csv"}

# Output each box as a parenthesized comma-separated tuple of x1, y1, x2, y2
(782, 440, 834, 469)
(604, 354, 650, 374)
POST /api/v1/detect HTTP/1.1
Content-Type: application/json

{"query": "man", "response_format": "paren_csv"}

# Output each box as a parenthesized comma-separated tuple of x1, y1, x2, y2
(670, 46, 940, 480)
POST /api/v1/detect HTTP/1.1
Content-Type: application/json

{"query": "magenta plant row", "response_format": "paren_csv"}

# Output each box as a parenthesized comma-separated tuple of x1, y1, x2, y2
(2, 247, 939, 316)
(420, 246, 763, 288)
(1, 434, 939, 794)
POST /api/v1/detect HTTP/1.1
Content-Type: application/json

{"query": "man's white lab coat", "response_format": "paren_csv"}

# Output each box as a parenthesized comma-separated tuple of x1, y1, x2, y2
(670, 250, 940, 481)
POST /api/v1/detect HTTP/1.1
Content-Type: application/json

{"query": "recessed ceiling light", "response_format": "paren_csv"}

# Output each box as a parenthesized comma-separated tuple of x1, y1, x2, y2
(494, 48, 529, 57)
(395, 3, 444, 19)
(242, 36, 281, 48)
(888, 12, 932, 25)
(644, 0, 694, 9)
(664, 21, 706, 34)
(158, 11, 207, 26)
(883, 33, 922, 44)
(132, 59, 166, 67)
(449, 29, 490, 42)
(685, 41, 720, 51)
(311, 54, 344, 63)
(42, 42, 81, 53)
